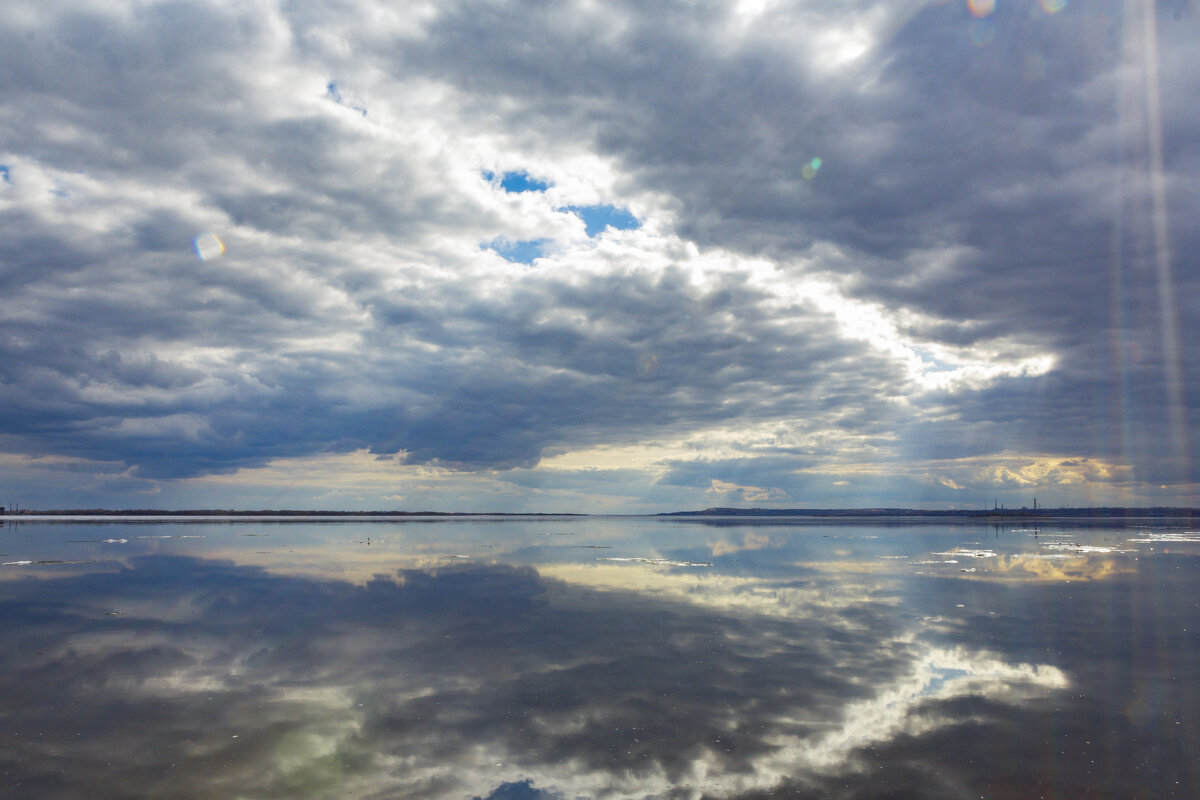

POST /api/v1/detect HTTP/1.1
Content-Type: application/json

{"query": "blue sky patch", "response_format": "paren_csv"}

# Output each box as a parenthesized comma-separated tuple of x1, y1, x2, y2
(326, 82, 367, 117)
(922, 667, 970, 696)
(565, 204, 640, 237)
(0, 165, 10, 184)
(474, 779, 563, 800)
(483, 237, 551, 264)
(485, 171, 551, 193)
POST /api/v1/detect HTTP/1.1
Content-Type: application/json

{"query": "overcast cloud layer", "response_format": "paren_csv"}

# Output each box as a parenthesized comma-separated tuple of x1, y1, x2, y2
(1, 0, 1198, 510)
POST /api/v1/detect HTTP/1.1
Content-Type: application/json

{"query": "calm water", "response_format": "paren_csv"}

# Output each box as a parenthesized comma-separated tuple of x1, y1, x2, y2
(1, 515, 1197, 799)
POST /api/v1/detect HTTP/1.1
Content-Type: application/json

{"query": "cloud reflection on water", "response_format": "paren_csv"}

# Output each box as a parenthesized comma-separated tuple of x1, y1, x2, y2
(0, 519, 1196, 798)
(0, 561, 1058, 798)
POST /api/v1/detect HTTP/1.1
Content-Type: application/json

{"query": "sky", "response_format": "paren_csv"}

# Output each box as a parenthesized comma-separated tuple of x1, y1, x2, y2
(1, 0, 1199, 512)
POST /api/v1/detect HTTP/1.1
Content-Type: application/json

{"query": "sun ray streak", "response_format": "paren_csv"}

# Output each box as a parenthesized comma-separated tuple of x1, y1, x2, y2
(1136, 0, 1189, 484)
(1122, 0, 1189, 488)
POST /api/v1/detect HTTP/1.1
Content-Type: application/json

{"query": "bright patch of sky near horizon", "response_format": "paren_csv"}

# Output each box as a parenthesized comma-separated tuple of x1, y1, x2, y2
(0, 0, 1198, 512)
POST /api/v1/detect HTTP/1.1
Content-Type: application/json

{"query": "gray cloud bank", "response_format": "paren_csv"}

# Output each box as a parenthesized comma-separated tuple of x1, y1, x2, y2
(1, 0, 1198, 506)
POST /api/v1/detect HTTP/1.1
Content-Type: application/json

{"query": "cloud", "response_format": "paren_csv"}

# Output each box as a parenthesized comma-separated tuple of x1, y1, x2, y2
(705, 478, 787, 503)
(1, 0, 1198, 508)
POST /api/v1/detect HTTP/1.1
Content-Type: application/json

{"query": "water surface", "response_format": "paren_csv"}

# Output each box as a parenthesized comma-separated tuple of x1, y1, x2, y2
(1, 516, 1197, 798)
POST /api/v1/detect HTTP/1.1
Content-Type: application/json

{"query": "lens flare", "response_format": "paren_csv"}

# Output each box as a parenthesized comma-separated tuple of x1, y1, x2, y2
(636, 352, 660, 377)
(968, 0, 995, 18)
(1039, 0, 1068, 12)
(194, 232, 225, 260)
(801, 157, 823, 180)
(970, 19, 995, 46)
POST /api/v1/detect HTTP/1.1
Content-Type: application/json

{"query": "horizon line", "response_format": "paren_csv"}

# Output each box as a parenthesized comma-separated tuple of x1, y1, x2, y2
(5, 505, 1200, 518)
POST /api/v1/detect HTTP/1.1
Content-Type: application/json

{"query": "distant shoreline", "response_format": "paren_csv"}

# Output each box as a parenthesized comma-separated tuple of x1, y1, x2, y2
(0, 509, 582, 517)
(659, 506, 1200, 519)
(3, 506, 1200, 520)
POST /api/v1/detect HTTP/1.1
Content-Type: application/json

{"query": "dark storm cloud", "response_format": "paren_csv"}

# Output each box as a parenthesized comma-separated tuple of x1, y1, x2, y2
(1, 0, 1197, 502)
